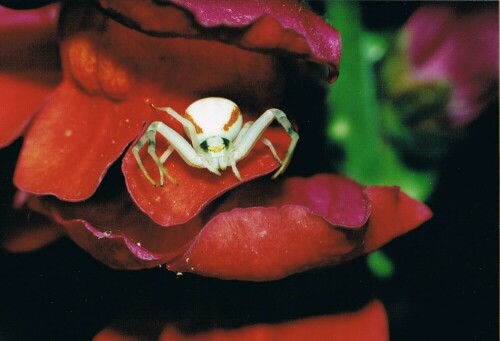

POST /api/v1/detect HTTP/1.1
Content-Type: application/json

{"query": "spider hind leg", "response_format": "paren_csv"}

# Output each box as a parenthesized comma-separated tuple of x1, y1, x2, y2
(270, 109, 299, 179)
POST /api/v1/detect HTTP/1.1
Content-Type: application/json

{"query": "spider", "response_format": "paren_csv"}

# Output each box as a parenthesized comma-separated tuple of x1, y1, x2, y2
(133, 97, 299, 187)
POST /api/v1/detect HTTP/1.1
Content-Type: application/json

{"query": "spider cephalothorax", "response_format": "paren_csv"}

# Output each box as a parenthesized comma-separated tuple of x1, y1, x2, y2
(133, 97, 299, 186)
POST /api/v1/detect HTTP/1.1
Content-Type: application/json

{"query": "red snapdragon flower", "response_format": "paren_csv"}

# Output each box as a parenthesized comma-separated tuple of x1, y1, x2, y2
(93, 300, 388, 341)
(0, 1, 431, 282)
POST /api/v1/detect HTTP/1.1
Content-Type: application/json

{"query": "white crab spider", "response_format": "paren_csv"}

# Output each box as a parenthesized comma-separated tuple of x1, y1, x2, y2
(133, 97, 299, 187)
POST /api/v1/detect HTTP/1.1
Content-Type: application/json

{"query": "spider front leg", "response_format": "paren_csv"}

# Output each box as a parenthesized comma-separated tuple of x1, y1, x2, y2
(133, 121, 221, 187)
(149, 104, 202, 153)
(132, 121, 178, 187)
(269, 109, 299, 178)
(232, 109, 299, 179)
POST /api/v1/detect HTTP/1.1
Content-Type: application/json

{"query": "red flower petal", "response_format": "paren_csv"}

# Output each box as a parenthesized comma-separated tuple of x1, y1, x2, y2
(212, 175, 369, 228)
(168, 175, 431, 281)
(96, 0, 341, 81)
(49, 216, 194, 270)
(27, 191, 202, 269)
(362, 186, 434, 252)
(0, 74, 60, 148)
(93, 300, 388, 341)
(0, 5, 61, 147)
(169, 205, 359, 281)
(159, 300, 388, 341)
(13, 83, 152, 200)
(14, 4, 291, 208)
(0, 209, 63, 253)
(31, 173, 430, 280)
(122, 126, 291, 226)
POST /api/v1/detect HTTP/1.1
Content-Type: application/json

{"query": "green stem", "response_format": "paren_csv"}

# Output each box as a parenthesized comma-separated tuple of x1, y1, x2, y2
(325, 2, 435, 201)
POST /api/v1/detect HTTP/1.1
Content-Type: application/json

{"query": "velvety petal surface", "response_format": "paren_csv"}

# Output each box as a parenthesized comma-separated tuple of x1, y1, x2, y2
(0, 203, 63, 253)
(159, 300, 388, 341)
(48, 217, 194, 270)
(1, 142, 64, 253)
(27, 188, 202, 269)
(0, 5, 61, 147)
(92, 300, 388, 341)
(14, 83, 152, 200)
(168, 174, 432, 280)
(362, 185, 434, 252)
(30, 174, 431, 280)
(96, 0, 341, 81)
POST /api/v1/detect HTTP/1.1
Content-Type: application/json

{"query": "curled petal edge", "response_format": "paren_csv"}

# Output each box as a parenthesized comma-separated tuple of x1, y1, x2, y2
(92, 299, 388, 341)
(96, 0, 341, 81)
(28, 174, 432, 281)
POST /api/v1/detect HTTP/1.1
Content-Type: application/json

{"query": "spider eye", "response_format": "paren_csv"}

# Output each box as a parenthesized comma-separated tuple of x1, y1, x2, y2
(200, 140, 209, 152)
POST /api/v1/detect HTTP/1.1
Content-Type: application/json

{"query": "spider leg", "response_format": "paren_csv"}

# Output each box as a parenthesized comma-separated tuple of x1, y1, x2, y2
(229, 158, 242, 181)
(227, 121, 252, 181)
(232, 109, 298, 179)
(159, 145, 175, 164)
(233, 121, 253, 146)
(230, 123, 278, 181)
(268, 109, 299, 178)
(154, 122, 222, 176)
(150, 104, 201, 152)
(132, 121, 178, 187)
(134, 121, 222, 186)
(132, 132, 158, 186)
(260, 137, 282, 164)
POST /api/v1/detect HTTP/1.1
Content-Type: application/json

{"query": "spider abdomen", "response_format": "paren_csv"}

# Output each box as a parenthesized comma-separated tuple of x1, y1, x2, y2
(184, 97, 243, 142)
